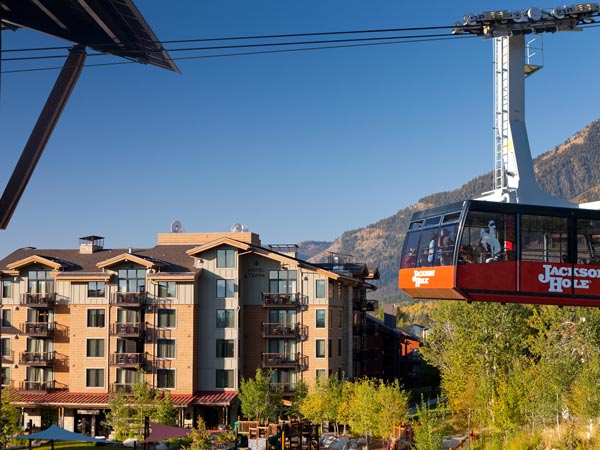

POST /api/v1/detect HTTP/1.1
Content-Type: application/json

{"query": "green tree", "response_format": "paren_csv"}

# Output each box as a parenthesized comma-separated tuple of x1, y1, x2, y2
(239, 369, 281, 422)
(412, 400, 448, 450)
(373, 380, 409, 440)
(0, 388, 20, 449)
(299, 378, 328, 429)
(346, 378, 378, 442)
(152, 391, 178, 426)
(182, 418, 211, 450)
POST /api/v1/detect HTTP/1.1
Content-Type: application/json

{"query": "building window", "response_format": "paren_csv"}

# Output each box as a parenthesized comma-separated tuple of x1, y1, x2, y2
(315, 280, 325, 298)
(1, 338, 10, 357)
(86, 339, 104, 358)
(216, 280, 235, 298)
(216, 339, 234, 358)
(329, 309, 333, 328)
(216, 369, 234, 388)
(269, 270, 297, 293)
(87, 309, 105, 328)
(338, 338, 342, 357)
(157, 339, 176, 359)
(316, 339, 325, 358)
(217, 249, 235, 268)
(1, 309, 11, 328)
(316, 310, 326, 328)
(216, 309, 234, 328)
(2, 280, 11, 298)
(87, 282, 105, 298)
(157, 309, 176, 328)
(315, 369, 326, 380)
(118, 269, 146, 293)
(158, 282, 176, 298)
(157, 369, 176, 389)
(338, 310, 342, 328)
(28, 270, 53, 294)
(86, 369, 104, 388)
(1, 367, 9, 386)
(328, 339, 333, 358)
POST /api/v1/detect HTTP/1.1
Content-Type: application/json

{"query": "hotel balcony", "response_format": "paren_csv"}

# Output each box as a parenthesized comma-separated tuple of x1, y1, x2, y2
(269, 382, 298, 395)
(111, 383, 134, 394)
(110, 322, 145, 338)
(20, 292, 56, 308)
(110, 292, 147, 307)
(19, 351, 55, 366)
(262, 293, 308, 311)
(110, 352, 145, 367)
(261, 352, 308, 371)
(20, 380, 58, 392)
(20, 321, 56, 337)
(366, 300, 378, 311)
(262, 322, 308, 340)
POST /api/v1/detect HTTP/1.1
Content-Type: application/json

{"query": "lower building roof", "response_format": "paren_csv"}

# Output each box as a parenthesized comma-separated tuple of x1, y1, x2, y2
(12, 390, 237, 408)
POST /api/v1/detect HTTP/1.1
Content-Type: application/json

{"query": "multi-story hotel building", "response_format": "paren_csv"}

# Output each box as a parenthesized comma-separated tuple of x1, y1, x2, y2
(0, 231, 378, 436)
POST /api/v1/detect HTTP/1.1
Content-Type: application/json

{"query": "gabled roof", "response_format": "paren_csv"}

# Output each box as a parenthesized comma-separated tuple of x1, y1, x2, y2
(186, 237, 373, 285)
(96, 253, 165, 270)
(6, 255, 64, 271)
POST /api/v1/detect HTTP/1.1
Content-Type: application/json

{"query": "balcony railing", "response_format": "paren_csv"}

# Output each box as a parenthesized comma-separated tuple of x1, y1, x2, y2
(20, 293, 56, 308)
(19, 351, 55, 366)
(269, 382, 298, 395)
(262, 293, 308, 310)
(261, 352, 308, 370)
(111, 383, 134, 394)
(262, 322, 308, 340)
(110, 292, 147, 307)
(366, 300, 378, 312)
(110, 352, 145, 367)
(20, 380, 56, 392)
(110, 322, 145, 337)
(20, 321, 56, 337)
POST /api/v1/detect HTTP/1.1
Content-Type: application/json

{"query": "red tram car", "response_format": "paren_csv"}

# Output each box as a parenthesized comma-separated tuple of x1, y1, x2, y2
(398, 200, 600, 306)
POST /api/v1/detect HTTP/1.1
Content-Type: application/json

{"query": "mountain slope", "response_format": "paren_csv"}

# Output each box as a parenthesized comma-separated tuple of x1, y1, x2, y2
(300, 118, 600, 302)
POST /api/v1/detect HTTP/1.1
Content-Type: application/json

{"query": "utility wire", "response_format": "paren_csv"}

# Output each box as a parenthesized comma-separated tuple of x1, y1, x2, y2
(0, 24, 456, 54)
(1, 34, 474, 74)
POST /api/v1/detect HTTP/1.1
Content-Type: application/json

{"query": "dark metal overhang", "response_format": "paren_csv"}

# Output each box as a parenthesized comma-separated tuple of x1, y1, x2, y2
(0, 0, 179, 73)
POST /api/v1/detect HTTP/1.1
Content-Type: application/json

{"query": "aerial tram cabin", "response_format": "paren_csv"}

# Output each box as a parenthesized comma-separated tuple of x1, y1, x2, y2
(398, 200, 600, 307)
(398, 4, 600, 306)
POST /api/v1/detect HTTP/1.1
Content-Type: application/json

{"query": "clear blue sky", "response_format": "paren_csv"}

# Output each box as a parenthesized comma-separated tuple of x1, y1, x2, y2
(1, 1, 599, 256)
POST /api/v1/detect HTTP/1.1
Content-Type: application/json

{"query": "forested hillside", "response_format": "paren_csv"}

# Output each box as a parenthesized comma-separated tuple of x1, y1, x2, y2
(299, 119, 600, 302)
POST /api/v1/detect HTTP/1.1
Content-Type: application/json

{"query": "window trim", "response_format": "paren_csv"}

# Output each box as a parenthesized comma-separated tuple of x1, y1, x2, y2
(157, 309, 176, 329)
(316, 309, 326, 328)
(86, 338, 105, 358)
(86, 308, 106, 328)
(86, 368, 105, 388)
(316, 339, 326, 358)
(157, 368, 176, 389)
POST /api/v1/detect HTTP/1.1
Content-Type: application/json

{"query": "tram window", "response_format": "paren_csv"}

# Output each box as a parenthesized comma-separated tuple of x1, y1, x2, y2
(443, 212, 461, 224)
(401, 229, 422, 268)
(425, 216, 441, 227)
(577, 219, 600, 264)
(521, 215, 568, 263)
(460, 212, 515, 263)
(409, 221, 423, 230)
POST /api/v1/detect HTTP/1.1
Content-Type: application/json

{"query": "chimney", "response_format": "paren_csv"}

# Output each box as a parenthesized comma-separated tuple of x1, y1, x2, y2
(79, 235, 104, 254)
(383, 303, 397, 329)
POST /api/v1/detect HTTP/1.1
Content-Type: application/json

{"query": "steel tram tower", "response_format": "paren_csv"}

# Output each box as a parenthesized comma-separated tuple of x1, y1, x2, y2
(452, 4, 600, 208)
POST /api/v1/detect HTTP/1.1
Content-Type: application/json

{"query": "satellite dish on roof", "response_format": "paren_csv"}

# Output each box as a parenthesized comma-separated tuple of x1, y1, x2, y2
(170, 220, 182, 233)
(231, 223, 243, 233)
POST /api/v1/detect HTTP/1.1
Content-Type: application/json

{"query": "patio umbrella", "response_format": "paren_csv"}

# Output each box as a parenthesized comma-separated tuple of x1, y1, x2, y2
(142, 421, 192, 443)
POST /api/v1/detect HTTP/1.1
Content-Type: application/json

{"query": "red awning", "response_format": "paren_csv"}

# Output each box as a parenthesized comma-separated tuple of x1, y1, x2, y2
(143, 422, 191, 443)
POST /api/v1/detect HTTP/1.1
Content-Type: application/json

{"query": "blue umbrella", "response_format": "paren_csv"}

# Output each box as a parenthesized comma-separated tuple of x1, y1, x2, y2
(16, 424, 108, 449)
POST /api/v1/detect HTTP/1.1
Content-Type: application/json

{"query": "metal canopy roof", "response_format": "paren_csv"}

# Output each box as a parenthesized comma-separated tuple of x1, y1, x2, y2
(0, 0, 179, 73)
